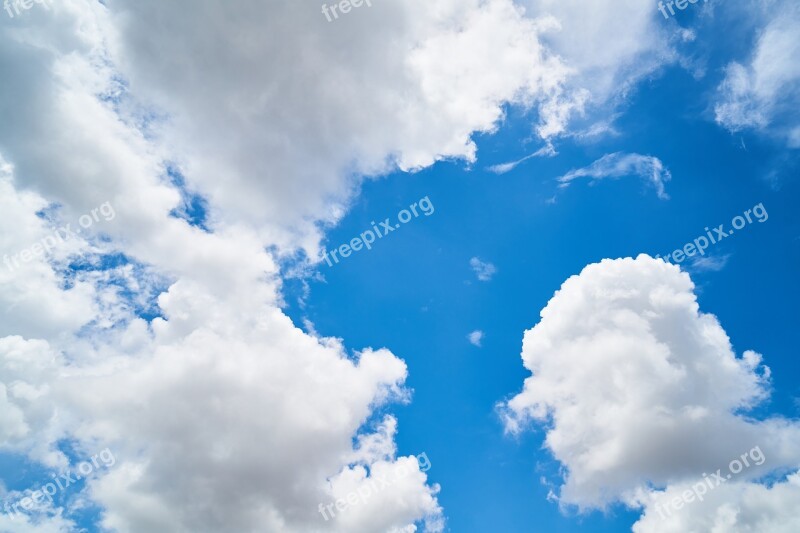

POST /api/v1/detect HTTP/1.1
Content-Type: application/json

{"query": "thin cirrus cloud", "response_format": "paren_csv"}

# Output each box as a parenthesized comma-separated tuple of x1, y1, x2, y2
(556, 152, 672, 199)
(688, 253, 731, 273)
(487, 144, 557, 174)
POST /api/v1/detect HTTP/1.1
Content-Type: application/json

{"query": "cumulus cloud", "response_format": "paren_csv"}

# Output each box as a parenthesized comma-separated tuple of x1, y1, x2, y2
(98, 0, 583, 256)
(469, 257, 497, 281)
(556, 152, 672, 199)
(633, 473, 800, 533)
(501, 256, 800, 515)
(0, 1, 451, 530)
(0, 0, 745, 532)
(714, 1, 800, 148)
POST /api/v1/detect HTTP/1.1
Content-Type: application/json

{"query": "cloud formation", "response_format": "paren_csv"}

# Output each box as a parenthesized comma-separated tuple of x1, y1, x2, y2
(501, 256, 800, 520)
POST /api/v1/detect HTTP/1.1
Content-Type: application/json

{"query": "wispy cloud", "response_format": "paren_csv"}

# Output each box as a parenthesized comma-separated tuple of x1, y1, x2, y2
(689, 254, 732, 272)
(556, 152, 672, 200)
(470, 257, 497, 281)
(569, 115, 621, 140)
(487, 144, 556, 175)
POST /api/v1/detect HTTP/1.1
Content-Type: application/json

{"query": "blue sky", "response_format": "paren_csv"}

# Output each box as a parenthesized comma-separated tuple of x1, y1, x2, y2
(287, 76, 798, 533)
(0, 1, 799, 532)
(284, 31, 800, 531)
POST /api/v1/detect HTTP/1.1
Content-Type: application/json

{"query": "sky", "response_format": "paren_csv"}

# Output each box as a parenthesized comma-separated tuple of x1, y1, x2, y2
(0, 1, 798, 532)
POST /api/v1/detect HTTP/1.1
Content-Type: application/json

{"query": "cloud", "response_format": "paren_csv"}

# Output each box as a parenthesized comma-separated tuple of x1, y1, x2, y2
(1, 284, 444, 532)
(0, 508, 76, 533)
(633, 473, 800, 533)
(0, 1, 752, 531)
(501, 255, 800, 513)
(0, 1, 451, 530)
(95, 0, 583, 257)
(487, 144, 557, 174)
(714, 1, 800, 148)
(467, 331, 484, 347)
(689, 253, 731, 273)
(520, 0, 678, 133)
(470, 257, 497, 281)
(556, 152, 672, 199)
(1, 0, 684, 528)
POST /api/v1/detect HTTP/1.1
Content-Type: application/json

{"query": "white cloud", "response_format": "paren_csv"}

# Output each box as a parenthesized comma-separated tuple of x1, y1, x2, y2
(0, 1, 752, 532)
(98, 0, 581, 257)
(467, 331, 484, 347)
(0, 510, 76, 533)
(633, 473, 800, 533)
(714, 1, 800, 147)
(470, 257, 497, 281)
(501, 255, 800, 514)
(520, 0, 679, 138)
(0, 1, 452, 530)
(556, 152, 672, 200)
(528, 0, 676, 97)
(689, 253, 731, 273)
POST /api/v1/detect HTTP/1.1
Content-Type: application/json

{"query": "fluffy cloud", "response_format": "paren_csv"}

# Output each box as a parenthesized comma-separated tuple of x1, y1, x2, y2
(65, 308, 440, 533)
(0, 1, 450, 530)
(98, 0, 687, 252)
(523, 0, 676, 104)
(501, 256, 800, 516)
(0, 1, 751, 532)
(714, 1, 800, 147)
(1, 266, 443, 532)
(97, 0, 581, 256)
(556, 152, 672, 199)
(633, 473, 800, 533)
